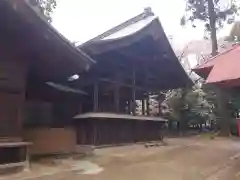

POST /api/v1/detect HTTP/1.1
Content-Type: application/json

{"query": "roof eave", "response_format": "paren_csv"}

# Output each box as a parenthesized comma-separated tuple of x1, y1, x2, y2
(7, 0, 95, 70)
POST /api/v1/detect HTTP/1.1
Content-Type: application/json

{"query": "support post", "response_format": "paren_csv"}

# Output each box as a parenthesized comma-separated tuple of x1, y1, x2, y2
(114, 73, 120, 113)
(93, 121, 97, 145)
(93, 81, 99, 112)
(132, 61, 136, 115)
(127, 100, 131, 114)
(144, 62, 150, 116)
(25, 146, 30, 170)
(158, 100, 162, 116)
(146, 94, 150, 116)
(142, 99, 145, 115)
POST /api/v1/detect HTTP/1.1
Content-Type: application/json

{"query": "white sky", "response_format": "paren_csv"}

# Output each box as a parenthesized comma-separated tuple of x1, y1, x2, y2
(52, 0, 232, 50)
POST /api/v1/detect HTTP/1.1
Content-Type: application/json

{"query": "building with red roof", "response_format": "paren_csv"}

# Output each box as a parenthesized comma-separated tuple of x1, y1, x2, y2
(193, 44, 240, 87)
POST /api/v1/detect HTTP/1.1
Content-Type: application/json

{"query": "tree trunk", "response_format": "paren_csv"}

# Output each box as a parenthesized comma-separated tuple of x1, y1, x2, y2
(216, 88, 230, 136)
(199, 123, 203, 132)
(179, 89, 188, 135)
(207, 0, 218, 56)
(179, 117, 187, 135)
(208, 0, 229, 136)
(168, 120, 172, 130)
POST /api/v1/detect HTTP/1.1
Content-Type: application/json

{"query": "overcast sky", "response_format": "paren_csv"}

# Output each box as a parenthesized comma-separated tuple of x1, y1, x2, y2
(52, 0, 232, 49)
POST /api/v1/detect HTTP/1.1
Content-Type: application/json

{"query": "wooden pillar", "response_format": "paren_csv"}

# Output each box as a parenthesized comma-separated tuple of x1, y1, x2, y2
(158, 101, 162, 116)
(142, 99, 145, 115)
(18, 91, 25, 137)
(144, 62, 149, 116)
(114, 73, 120, 113)
(93, 121, 97, 145)
(93, 81, 99, 112)
(146, 94, 150, 116)
(132, 62, 136, 115)
(127, 100, 131, 114)
(114, 86, 120, 113)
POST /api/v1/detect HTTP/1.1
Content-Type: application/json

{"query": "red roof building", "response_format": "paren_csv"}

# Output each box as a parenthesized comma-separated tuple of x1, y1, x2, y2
(193, 45, 240, 87)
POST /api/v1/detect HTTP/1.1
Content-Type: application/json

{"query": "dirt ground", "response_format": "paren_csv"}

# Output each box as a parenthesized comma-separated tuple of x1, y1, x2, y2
(2, 136, 240, 180)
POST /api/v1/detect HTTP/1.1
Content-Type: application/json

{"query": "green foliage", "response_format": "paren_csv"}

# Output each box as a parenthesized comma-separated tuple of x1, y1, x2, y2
(202, 85, 240, 134)
(180, 0, 240, 135)
(230, 89, 240, 109)
(164, 85, 213, 131)
(181, 0, 240, 36)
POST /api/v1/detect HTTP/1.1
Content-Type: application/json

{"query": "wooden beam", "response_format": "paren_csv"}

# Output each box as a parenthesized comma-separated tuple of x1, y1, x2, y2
(93, 81, 99, 112)
(99, 78, 146, 91)
(76, 75, 158, 90)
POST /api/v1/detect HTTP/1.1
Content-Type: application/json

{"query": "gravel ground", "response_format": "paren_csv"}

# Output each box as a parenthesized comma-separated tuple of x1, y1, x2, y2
(2, 137, 240, 180)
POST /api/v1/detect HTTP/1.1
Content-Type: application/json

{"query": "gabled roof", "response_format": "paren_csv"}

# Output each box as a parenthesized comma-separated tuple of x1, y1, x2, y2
(81, 7, 155, 45)
(193, 44, 240, 87)
(79, 8, 165, 54)
(193, 44, 237, 75)
(22, 0, 95, 65)
(78, 8, 192, 89)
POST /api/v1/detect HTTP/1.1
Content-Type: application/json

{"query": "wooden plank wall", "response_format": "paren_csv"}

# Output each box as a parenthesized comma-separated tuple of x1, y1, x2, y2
(24, 127, 76, 155)
(0, 54, 26, 139)
(0, 93, 22, 138)
(76, 119, 164, 146)
(76, 119, 94, 145)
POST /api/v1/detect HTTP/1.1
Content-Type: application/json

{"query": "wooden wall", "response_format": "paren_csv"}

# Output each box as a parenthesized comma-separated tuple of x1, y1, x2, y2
(0, 93, 23, 138)
(24, 100, 81, 127)
(23, 101, 80, 155)
(76, 119, 164, 146)
(23, 127, 76, 155)
(0, 51, 26, 140)
(0, 60, 26, 91)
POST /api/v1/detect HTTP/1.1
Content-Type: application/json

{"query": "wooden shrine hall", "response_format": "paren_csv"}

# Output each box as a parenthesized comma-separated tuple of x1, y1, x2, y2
(0, 0, 93, 168)
(74, 8, 192, 146)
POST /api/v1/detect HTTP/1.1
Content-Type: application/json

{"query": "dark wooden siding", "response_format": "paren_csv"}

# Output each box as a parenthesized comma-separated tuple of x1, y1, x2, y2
(0, 92, 23, 137)
(76, 118, 164, 146)
(0, 52, 26, 139)
(0, 60, 26, 91)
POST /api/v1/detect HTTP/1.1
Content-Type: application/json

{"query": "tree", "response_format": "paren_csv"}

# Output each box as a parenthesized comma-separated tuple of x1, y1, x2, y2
(181, 0, 240, 136)
(163, 85, 213, 134)
(166, 88, 189, 133)
(225, 21, 240, 43)
(30, 0, 57, 22)
(181, 0, 240, 55)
